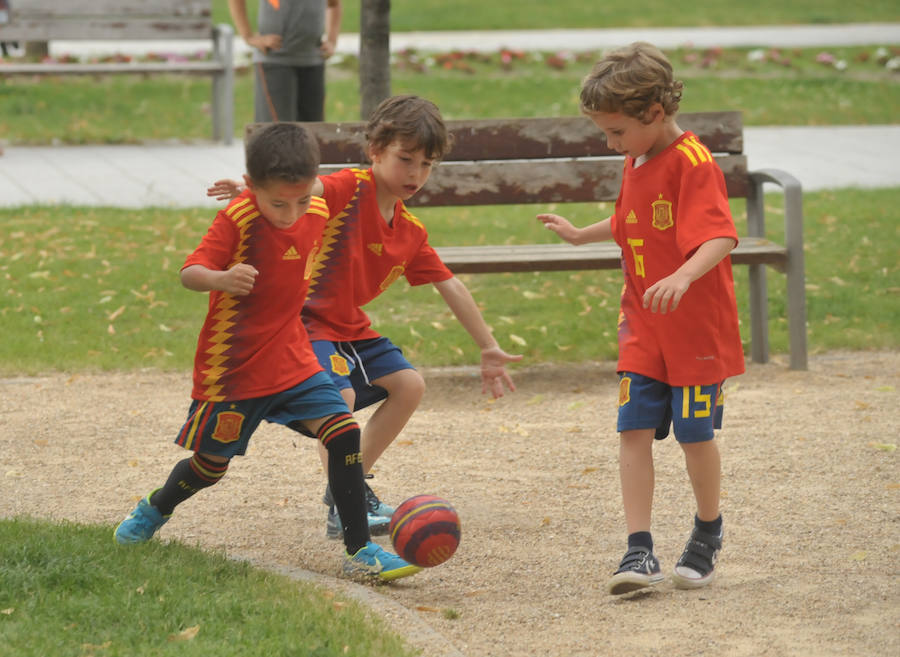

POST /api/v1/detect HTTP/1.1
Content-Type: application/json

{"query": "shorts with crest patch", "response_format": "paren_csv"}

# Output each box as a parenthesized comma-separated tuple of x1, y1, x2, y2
(616, 372, 725, 443)
(174, 371, 349, 458)
(312, 336, 413, 411)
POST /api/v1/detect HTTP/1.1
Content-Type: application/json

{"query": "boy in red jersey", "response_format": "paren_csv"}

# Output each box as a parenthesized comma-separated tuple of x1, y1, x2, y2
(538, 43, 745, 594)
(209, 95, 522, 539)
(115, 123, 420, 582)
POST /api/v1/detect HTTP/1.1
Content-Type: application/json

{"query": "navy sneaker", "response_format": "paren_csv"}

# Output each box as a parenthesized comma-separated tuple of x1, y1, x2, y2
(607, 546, 664, 595)
(671, 525, 723, 589)
(343, 541, 422, 582)
(114, 490, 169, 544)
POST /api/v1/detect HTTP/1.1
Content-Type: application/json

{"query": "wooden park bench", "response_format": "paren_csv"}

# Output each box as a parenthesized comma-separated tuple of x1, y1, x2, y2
(0, 0, 235, 144)
(253, 111, 808, 370)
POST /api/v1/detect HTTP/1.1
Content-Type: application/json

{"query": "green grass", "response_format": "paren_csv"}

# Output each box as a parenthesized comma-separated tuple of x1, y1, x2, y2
(0, 517, 416, 657)
(2, 188, 897, 375)
(3, 45, 898, 144)
(211, 0, 900, 31)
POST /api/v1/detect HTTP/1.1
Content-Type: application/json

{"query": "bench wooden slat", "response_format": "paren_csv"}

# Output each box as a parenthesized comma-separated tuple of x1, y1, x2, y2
(1, 61, 227, 75)
(319, 153, 749, 205)
(7, 0, 211, 15)
(248, 112, 744, 165)
(1, 18, 212, 40)
(435, 237, 786, 275)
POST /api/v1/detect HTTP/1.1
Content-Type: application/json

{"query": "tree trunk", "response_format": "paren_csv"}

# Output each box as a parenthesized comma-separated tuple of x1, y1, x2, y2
(25, 41, 49, 58)
(359, 0, 390, 120)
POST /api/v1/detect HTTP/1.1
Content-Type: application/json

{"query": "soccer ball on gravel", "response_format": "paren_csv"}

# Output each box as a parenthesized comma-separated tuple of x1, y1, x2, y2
(389, 495, 461, 567)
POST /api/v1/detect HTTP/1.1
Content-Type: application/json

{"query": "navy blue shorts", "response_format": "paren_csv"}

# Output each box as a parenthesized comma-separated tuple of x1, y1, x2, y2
(312, 336, 414, 411)
(174, 371, 349, 458)
(616, 372, 725, 443)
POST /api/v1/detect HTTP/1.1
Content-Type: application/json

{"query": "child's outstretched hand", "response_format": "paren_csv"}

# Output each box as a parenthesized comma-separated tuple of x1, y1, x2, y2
(480, 345, 523, 399)
(207, 179, 243, 201)
(536, 213, 579, 244)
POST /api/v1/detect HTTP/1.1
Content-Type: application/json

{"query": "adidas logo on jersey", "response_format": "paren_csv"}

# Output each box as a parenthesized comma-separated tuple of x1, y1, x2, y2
(283, 246, 302, 260)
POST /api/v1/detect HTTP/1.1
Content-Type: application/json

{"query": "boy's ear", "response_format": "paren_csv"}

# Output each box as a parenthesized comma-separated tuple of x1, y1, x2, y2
(648, 103, 666, 123)
(242, 173, 254, 191)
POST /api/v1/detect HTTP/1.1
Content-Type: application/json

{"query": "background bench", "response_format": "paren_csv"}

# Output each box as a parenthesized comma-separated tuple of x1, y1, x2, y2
(251, 111, 808, 370)
(0, 0, 235, 144)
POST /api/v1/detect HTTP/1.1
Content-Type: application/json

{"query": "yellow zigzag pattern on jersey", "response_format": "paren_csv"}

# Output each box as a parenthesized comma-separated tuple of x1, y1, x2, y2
(199, 198, 257, 401)
(675, 135, 713, 167)
(307, 172, 367, 294)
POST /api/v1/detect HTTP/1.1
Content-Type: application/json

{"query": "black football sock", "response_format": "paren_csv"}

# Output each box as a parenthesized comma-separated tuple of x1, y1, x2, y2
(695, 514, 723, 536)
(317, 413, 368, 555)
(149, 453, 229, 516)
(627, 531, 654, 552)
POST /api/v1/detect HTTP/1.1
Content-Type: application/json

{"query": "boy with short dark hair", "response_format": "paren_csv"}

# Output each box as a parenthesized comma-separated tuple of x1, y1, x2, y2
(115, 122, 420, 582)
(538, 42, 745, 594)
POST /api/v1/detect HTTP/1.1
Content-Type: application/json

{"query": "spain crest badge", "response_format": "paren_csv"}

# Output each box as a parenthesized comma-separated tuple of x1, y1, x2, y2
(651, 194, 673, 231)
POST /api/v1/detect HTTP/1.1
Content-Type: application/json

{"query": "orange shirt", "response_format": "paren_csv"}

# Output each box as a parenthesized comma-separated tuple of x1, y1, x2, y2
(302, 168, 453, 341)
(610, 131, 745, 386)
(183, 191, 329, 401)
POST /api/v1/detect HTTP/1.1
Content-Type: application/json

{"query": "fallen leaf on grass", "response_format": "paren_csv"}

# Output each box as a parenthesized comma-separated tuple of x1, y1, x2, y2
(168, 625, 200, 642)
(416, 605, 441, 612)
(106, 305, 125, 321)
(509, 333, 527, 346)
(1, 608, 13, 615)
(81, 641, 111, 653)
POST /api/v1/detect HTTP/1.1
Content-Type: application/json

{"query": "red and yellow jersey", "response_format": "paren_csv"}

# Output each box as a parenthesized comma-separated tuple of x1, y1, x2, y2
(183, 191, 329, 401)
(611, 131, 745, 386)
(302, 167, 453, 341)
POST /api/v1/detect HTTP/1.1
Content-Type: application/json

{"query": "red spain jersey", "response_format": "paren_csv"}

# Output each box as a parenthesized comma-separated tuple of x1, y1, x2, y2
(302, 167, 454, 341)
(182, 191, 329, 401)
(610, 131, 745, 386)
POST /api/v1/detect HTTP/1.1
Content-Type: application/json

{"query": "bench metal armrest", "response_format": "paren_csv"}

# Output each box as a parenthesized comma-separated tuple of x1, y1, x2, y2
(747, 168, 807, 370)
(211, 23, 235, 145)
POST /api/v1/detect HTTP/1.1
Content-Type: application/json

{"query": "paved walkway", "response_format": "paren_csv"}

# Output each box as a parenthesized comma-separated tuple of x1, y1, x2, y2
(46, 23, 900, 59)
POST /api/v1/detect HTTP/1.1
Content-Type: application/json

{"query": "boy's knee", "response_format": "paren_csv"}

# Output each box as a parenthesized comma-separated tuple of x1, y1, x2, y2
(316, 412, 361, 451)
(385, 368, 426, 401)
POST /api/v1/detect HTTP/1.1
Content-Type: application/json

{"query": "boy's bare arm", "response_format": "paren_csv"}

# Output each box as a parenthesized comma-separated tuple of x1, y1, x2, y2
(643, 237, 737, 314)
(207, 177, 325, 201)
(181, 263, 259, 296)
(432, 277, 523, 398)
(537, 214, 613, 245)
(227, 0, 282, 53)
